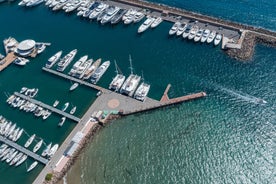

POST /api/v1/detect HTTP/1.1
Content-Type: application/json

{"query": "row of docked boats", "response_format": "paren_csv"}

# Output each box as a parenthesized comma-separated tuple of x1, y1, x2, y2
(109, 56, 150, 102)
(7, 94, 52, 120)
(0, 143, 28, 168)
(20, 86, 39, 98)
(0, 116, 24, 142)
(18, 0, 44, 7)
(169, 21, 222, 45)
(138, 16, 163, 33)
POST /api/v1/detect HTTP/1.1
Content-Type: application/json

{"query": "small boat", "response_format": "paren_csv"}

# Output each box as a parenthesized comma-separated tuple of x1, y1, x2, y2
(61, 102, 69, 112)
(10, 152, 23, 166)
(150, 17, 163, 28)
(15, 154, 27, 167)
(70, 106, 77, 115)
(45, 51, 62, 68)
(42, 110, 51, 120)
(214, 34, 222, 46)
(0, 148, 10, 160)
(27, 161, 38, 172)
(33, 139, 43, 153)
(36, 43, 46, 54)
(201, 29, 211, 43)
(69, 82, 79, 91)
(13, 57, 28, 66)
(58, 117, 66, 127)
(24, 134, 36, 148)
(96, 91, 102, 96)
(48, 144, 59, 157)
(206, 30, 216, 43)
(53, 100, 59, 107)
(41, 143, 52, 157)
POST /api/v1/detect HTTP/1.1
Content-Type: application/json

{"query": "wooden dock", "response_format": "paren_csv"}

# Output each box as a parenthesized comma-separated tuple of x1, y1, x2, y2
(14, 92, 80, 122)
(0, 52, 17, 72)
(0, 135, 48, 165)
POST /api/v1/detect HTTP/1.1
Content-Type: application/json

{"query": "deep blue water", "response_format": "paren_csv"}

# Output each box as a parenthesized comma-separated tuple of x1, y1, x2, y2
(0, 1, 275, 184)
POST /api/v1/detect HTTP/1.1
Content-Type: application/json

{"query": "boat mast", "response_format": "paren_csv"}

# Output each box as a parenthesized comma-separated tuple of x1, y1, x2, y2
(129, 54, 133, 75)
(114, 60, 123, 75)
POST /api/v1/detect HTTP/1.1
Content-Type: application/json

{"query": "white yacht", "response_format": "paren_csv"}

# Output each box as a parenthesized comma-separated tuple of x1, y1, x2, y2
(151, 17, 163, 28)
(53, 100, 59, 107)
(169, 21, 181, 35)
(13, 57, 28, 66)
(65, 0, 82, 13)
(90, 61, 110, 84)
(109, 61, 125, 92)
(36, 43, 46, 54)
(83, 2, 99, 18)
(61, 102, 69, 111)
(41, 143, 52, 157)
(14, 128, 23, 142)
(27, 161, 38, 172)
(194, 29, 204, 42)
(24, 134, 35, 148)
(70, 106, 77, 115)
(133, 11, 145, 23)
(26, 0, 44, 7)
(206, 30, 216, 43)
(52, 0, 68, 11)
(45, 50, 62, 68)
(89, 3, 108, 19)
(42, 110, 51, 120)
(69, 82, 79, 91)
(214, 34, 222, 46)
(18, 0, 31, 6)
(176, 23, 187, 36)
(6, 150, 18, 163)
(10, 152, 23, 166)
(134, 82, 150, 101)
(78, 59, 93, 79)
(48, 144, 59, 157)
(182, 24, 192, 38)
(123, 9, 137, 24)
(82, 58, 101, 80)
(33, 139, 43, 153)
(0, 148, 10, 160)
(69, 55, 88, 76)
(100, 6, 120, 24)
(188, 25, 199, 40)
(201, 29, 211, 43)
(57, 49, 77, 72)
(137, 16, 155, 33)
(15, 154, 27, 167)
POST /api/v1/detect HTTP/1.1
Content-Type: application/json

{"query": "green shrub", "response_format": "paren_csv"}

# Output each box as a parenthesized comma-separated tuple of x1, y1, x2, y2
(45, 173, 53, 181)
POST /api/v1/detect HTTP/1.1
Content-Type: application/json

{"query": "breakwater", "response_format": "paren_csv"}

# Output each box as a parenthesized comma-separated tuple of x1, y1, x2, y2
(113, 0, 276, 61)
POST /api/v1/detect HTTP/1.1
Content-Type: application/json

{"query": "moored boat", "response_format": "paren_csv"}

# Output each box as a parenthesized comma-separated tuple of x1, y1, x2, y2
(41, 142, 52, 157)
(10, 152, 23, 166)
(134, 82, 151, 102)
(90, 61, 110, 84)
(45, 50, 62, 68)
(53, 100, 59, 107)
(27, 161, 38, 172)
(109, 61, 125, 92)
(110, 9, 127, 24)
(137, 16, 155, 33)
(24, 134, 35, 148)
(82, 58, 101, 80)
(15, 154, 27, 167)
(214, 33, 222, 46)
(201, 29, 211, 43)
(48, 144, 59, 157)
(70, 106, 77, 115)
(169, 21, 181, 35)
(61, 102, 69, 111)
(206, 30, 216, 43)
(33, 139, 43, 153)
(69, 83, 79, 91)
(57, 49, 77, 72)
(151, 17, 163, 28)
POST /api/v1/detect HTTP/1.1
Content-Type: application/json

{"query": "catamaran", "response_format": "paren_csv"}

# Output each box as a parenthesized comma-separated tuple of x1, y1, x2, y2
(109, 61, 125, 92)
(134, 82, 151, 102)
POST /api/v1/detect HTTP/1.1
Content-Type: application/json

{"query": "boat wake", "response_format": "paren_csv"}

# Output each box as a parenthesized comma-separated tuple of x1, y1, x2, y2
(214, 84, 267, 105)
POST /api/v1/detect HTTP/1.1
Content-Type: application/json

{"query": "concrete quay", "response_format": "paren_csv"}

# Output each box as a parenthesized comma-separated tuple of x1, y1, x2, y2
(0, 52, 17, 71)
(0, 135, 48, 165)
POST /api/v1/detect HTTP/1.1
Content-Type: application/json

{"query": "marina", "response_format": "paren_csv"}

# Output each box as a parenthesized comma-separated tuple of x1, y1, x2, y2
(0, 135, 48, 165)
(0, 0, 275, 184)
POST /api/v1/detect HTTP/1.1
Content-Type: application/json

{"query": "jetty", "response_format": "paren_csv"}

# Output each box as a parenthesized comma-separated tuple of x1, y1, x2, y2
(0, 135, 48, 165)
(13, 92, 80, 122)
(0, 52, 17, 71)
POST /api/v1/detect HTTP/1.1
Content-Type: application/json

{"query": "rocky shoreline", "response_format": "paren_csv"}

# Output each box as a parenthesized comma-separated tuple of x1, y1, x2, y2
(43, 115, 121, 184)
(114, 0, 276, 61)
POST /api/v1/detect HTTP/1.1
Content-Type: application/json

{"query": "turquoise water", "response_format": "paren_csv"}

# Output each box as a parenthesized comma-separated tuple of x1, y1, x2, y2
(0, 1, 275, 184)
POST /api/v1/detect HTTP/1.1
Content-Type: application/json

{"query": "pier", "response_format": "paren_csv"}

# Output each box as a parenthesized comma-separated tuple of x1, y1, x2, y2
(0, 135, 48, 165)
(13, 92, 80, 122)
(0, 52, 16, 71)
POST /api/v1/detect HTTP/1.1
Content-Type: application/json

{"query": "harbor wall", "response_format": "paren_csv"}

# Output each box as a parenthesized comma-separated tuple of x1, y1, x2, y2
(113, 0, 276, 61)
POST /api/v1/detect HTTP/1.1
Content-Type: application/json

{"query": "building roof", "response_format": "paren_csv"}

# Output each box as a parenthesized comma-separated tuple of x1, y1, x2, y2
(17, 39, 36, 51)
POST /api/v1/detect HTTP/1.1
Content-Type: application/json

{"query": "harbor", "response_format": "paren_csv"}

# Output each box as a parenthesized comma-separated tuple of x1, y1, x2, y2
(0, 1, 275, 184)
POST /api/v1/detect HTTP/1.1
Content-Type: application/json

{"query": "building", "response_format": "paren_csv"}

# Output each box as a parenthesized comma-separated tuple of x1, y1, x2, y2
(15, 39, 36, 57)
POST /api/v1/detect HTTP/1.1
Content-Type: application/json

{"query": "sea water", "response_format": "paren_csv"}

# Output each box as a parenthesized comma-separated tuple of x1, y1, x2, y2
(0, 1, 275, 183)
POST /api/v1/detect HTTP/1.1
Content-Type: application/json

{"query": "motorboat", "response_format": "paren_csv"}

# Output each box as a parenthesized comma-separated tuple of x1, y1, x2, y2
(20, 87, 28, 94)
(69, 82, 79, 91)
(123, 9, 137, 24)
(201, 29, 211, 43)
(41, 142, 52, 157)
(214, 34, 222, 46)
(169, 21, 181, 35)
(53, 100, 59, 107)
(65, 0, 82, 13)
(26, 0, 44, 7)
(34, 106, 44, 117)
(14, 128, 23, 142)
(24, 134, 36, 148)
(82, 2, 99, 18)
(36, 43, 46, 54)
(52, 0, 68, 11)
(206, 30, 216, 43)
(110, 9, 127, 24)
(42, 110, 52, 120)
(176, 23, 187, 36)
(6, 150, 18, 163)
(188, 25, 199, 40)
(2, 148, 15, 162)
(18, 0, 30, 6)
(194, 29, 204, 42)
(0, 148, 10, 160)
(61, 102, 69, 111)
(57, 49, 77, 72)
(10, 152, 23, 166)
(137, 16, 155, 33)
(100, 6, 120, 24)
(77, 58, 93, 79)
(15, 154, 27, 167)
(48, 144, 59, 157)
(182, 24, 192, 38)
(82, 58, 101, 80)
(33, 139, 43, 153)
(58, 117, 66, 127)
(89, 3, 109, 19)
(45, 50, 62, 68)
(27, 161, 38, 172)
(133, 11, 145, 23)
(151, 17, 163, 28)
(70, 106, 77, 115)
(13, 57, 29, 66)
(134, 82, 150, 101)
(90, 61, 110, 84)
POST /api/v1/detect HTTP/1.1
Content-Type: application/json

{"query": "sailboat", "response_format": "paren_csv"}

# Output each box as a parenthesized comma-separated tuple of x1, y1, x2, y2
(109, 60, 125, 92)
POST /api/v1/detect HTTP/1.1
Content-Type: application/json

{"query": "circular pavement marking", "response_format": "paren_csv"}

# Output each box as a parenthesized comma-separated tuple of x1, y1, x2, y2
(107, 99, 120, 108)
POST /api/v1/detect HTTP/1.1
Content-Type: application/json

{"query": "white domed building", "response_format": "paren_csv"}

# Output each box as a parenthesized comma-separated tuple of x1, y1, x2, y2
(15, 39, 36, 57)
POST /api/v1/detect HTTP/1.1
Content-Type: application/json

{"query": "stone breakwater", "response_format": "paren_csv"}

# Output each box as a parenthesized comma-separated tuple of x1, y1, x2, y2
(113, 0, 276, 61)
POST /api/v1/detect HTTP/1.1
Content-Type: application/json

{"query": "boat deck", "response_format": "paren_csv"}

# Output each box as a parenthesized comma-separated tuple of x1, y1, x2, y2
(13, 92, 80, 122)
(0, 135, 48, 165)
